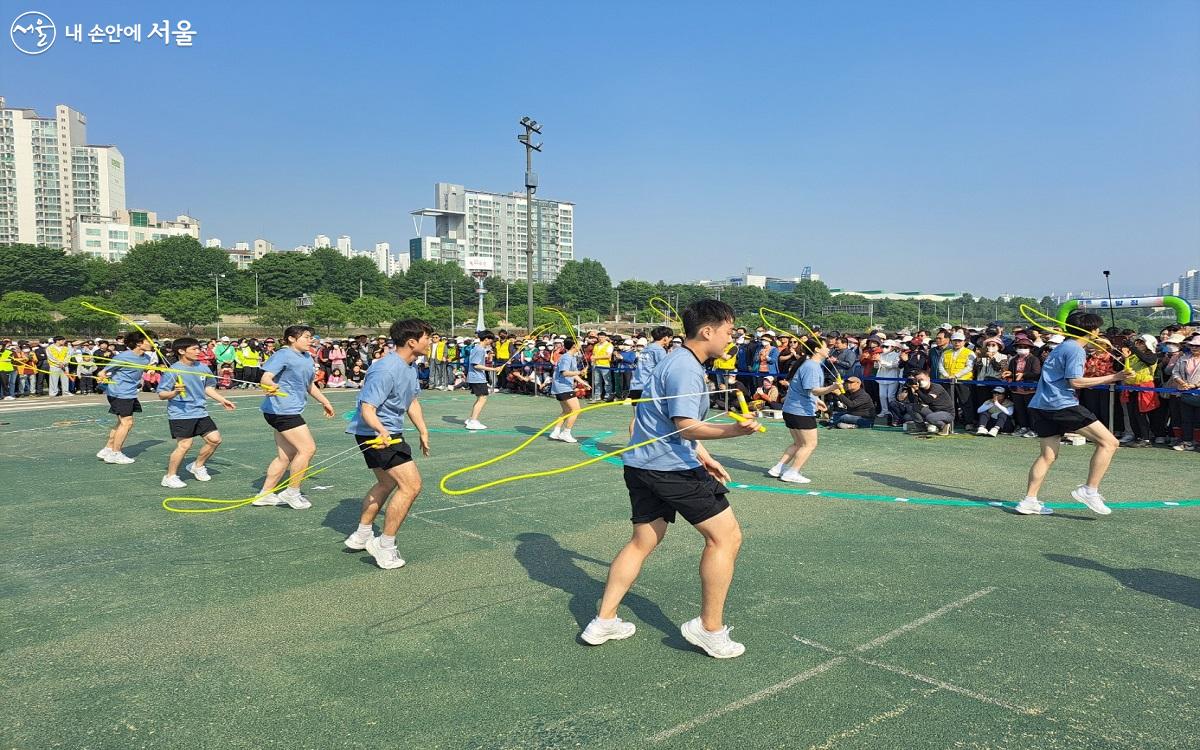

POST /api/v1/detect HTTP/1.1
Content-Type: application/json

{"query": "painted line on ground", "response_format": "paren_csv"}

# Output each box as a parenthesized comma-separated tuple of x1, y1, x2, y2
(852, 587, 996, 652)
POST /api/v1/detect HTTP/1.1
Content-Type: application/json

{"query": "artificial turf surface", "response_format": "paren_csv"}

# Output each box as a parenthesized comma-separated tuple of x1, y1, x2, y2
(1, 390, 1197, 749)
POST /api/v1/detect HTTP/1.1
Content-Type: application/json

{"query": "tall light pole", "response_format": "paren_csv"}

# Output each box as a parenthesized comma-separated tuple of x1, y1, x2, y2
(1102, 270, 1117, 329)
(518, 116, 543, 332)
(423, 280, 430, 308)
(450, 283, 455, 333)
(254, 272, 259, 311)
(210, 273, 225, 338)
(505, 282, 510, 324)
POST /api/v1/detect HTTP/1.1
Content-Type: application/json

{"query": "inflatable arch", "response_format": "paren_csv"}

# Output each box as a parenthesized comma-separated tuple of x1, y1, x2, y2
(1056, 296, 1194, 325)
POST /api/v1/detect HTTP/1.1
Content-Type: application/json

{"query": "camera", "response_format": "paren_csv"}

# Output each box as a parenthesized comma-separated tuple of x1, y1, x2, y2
(904, 376, 919, 389)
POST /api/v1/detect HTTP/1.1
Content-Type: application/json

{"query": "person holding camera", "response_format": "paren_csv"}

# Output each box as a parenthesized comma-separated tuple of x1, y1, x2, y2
(894, 371, 955, 435)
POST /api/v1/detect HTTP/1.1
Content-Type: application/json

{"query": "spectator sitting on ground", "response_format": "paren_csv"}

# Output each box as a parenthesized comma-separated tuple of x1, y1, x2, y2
(753, 376, 782, 409)
(826, 376, 877, 429)
(975, 386, 1013, 437)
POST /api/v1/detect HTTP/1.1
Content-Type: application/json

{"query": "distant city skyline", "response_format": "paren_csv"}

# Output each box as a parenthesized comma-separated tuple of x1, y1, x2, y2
(3, 1, 1197, 297)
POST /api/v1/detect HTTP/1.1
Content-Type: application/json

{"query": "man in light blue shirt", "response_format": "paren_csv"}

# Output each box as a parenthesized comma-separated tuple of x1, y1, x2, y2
(583, 300, 760, 660)
(156, 337, 236, 488)
(626, 325, 674, 436)
(1019, 312, 1129, 517)
(548, 338, 588, 444)
(96, 330, 157, 465)
(342, 319, 433, 570)
(465, 331, 503, 431)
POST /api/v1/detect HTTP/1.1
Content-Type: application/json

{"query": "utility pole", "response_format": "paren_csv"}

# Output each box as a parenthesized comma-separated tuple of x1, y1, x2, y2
(210, 273, 224, 338)
(518, 116, 543, 333)
(450, 283, 455, 333)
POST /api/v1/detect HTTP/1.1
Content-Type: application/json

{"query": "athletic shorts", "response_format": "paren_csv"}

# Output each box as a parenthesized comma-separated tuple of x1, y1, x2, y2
(783, 412, 818, 430)
(1030, 405, 1098, 438)
(469, 382, 489, 397)
(107, 396, 142, 417)
(627, 389, 643, 402)
(355, 433, 414, 470)
(263, 412, 306, 432)
(554, 391, 576, 402)
(623, 465, 730, 526)
(169, 416, 218, 439)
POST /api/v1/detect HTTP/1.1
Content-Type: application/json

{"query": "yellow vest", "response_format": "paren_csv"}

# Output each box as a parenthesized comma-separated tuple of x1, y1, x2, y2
(496, 340, 511, 360)
(47, 345, 70, 367)
(942, 348, 975, 381)
(593, 341, 614, 367)
(715, 352, 736, 370)
(237, 347, 261, 367)
(0, 350, 12, 372)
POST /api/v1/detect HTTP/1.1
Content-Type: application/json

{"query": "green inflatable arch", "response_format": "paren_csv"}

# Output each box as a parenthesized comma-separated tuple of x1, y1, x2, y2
(1056, 296, 1193, 325)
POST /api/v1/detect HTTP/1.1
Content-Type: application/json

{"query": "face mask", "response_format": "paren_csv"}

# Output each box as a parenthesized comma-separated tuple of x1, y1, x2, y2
(919, 380, 931, 389)
(1165, 345, 1179, 353)
(1016, 348, 1030, 355)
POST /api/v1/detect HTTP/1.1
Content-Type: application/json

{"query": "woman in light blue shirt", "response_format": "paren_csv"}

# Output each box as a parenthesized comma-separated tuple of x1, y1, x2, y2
(252, 325, 336, 510)
(549, 338, 589, 444)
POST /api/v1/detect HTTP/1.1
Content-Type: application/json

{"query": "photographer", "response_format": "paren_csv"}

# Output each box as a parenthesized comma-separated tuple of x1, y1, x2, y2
(827, 376, 877, 429)
(894, 371, 955, 435)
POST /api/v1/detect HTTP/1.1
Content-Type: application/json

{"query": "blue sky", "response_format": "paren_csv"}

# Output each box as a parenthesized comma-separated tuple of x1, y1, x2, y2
(4, 0, 1198, 297)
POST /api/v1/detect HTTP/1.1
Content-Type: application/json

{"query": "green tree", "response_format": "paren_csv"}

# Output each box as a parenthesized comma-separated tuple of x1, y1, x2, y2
(59, 296, 121, 335)
(304, 293, 348, 329)
(80, 257, 119, 295)
(347, 295, 396, 328)
(308, 247, 389, 301)
(787, 279, 833, 317)
(153, 289, 219, 333)
(549, 258, 612, 311)
(255, 299, 301, 329)
(883, 301, 920, 331)
(392, 259, 477, 306)
(118, 237, 237, 296)
(0, 245, 89, 301)
(615, 279, 659, 313)
(251, 252, 323, 301)
(0, 291, 55, 334)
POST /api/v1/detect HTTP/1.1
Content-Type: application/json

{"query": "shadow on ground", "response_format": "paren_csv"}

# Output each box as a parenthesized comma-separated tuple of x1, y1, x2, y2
(1045, 554, 1199, 609)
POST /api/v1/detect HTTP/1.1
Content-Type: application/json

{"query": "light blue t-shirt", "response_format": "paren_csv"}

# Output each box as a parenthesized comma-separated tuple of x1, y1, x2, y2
(552, 351, 579, 395)
(624, 347, 707, 471)
(467, 345, 489, 384)
(783, 359, 824, 417)
(260, 348, 314, 415)
(346, 353, 420, 436)
(101, 350, 155, 399)
(1030, 340, 1086, 410)
(158, 361, 212, 419)
(629, 342, 667, 391)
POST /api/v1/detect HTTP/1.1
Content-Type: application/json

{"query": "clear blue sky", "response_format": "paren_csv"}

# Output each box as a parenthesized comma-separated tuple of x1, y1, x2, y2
(5, 0, 1198, 297)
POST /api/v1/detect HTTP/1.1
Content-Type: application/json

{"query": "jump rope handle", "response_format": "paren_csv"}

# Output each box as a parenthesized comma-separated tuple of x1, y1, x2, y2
(730, 392, 767, 433)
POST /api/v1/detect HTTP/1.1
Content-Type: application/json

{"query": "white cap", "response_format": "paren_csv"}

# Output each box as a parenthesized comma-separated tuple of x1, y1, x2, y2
(1048, 334, 1065, 344)
(1138, 334, 1158, 350)
(637, 337, 648, 346)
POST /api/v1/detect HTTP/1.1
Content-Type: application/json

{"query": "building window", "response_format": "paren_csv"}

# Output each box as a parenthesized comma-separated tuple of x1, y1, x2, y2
(85, 227, 100, 236)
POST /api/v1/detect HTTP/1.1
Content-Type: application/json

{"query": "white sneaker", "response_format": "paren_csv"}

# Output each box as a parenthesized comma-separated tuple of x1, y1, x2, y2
(365, 536, 406, 569)
(989, 426, 1000, 437)
(279, 488, 312, 510)
(251, 493, 286, 506)
(680, 617, 745, 659)
(977, 426, 989, 435)
(344, 529, 375, 551)
(185, 462, 211, 482)
(104, 451, 135, 464)
(780, 469, 811, 484)
(1014, 498, 1053, 515)
(96, 447, 114, 460)
(465, 419, 487, 431)
(1071, 486, 1112, 515)
(926, 424, 939, 434)
(3, 395, 14, 400)
(580, 617, 636, 645)
(161, 474, 187, 489)
(558, 431, 578, 444)
(767, 463, 784, 478)
(548, 428, 562, 441)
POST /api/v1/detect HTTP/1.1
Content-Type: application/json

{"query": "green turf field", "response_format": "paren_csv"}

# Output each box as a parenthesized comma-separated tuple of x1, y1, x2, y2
(2, 391, 1197, 749)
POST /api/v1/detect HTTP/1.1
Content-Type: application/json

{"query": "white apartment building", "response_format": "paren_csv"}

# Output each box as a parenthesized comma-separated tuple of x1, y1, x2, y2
(0, 97, 127, 248)
(337, 235, 352, 257)
(206, 238, 222, 248)
(253, 238, 274, 260)
(71, 209, 200, 262)
(314, 234, 330, 249)
(1158, 269, 1199, 301)
(410, 182, 575, 282)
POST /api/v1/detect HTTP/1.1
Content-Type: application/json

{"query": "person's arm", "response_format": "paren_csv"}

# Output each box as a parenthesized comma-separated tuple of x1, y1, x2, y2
(1069, 371, 1129, 389)
(407, 399, 431, 456)
(999, 400, 1013, 416)
(813, 382, 841, 397)
(308, 381, 335, 416)
(976, 401, 991, 415)
(204, 385, 236, 410)
(157, 371, 180, 400)
(672, 415, 759, 441)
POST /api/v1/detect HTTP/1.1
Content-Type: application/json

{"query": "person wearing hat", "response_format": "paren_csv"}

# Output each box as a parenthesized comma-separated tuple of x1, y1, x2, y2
(1168, 334, 1200, 451)
(590, 331, 615, 403)
(1019, 311, 1130, 516)
(942, 331, 976, 430)
(214, 336, 237, 381)
(975, 386, 1013, 437)
(0, 339, 15, 400)
(752, 375, 781, 409)
(876, 340, 903, 424)
(1005, 336, 1042, 436)
(1119, 334, 1162, 447)
(827, 376, 876, 429)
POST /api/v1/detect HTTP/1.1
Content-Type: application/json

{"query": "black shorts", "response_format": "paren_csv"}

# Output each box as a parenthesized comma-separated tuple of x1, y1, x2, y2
(169, 416, 218, 439)
(469, 382, 490, 397)
(554, 391, 576, 402)
(263, 412, 306, 432)
(1030, 405, 1098, 438)
(783, 412, 818, 430)
(623, 465, 730, 526)
(627, 389, 643, 402)
(107, 396, 142, 417)
(355, 433, 414, 470)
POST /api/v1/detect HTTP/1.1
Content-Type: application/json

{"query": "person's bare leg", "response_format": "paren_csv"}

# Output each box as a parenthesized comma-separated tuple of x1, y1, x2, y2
(380, 462, 421, 536)
(108, 415, 135, 452)
(787, 428, 819, 471)
(469, 395, 487, 422)
(261, 431, 298, 493)
(281, 426, 317, 490)
(358, 468, 397, 526)
(694, 507, 743, 631)
(166, 437, 192, 477)
(776, 440, 800, 466)
(1076, 421, 1119, 490)
(597, 519, 669, 619)
(1025, 437, 1060, 498)
(563, 398, 581, 430)
(194, 431, 221, 467)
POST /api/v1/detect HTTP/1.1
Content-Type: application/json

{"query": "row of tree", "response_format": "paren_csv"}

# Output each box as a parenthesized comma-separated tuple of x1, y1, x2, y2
(0, 239, 1172, 336)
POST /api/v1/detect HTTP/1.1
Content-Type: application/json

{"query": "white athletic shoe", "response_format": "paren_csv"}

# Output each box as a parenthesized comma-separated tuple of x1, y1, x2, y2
(344, 529, 375, 551)
(1071, 486, 1112, 516)
(465, 419, 487, 431)
(1014, 498, 1053, 515)
(780, 469, 811, 484)
(278, 488, 312, 510)
(548, 428, 562, 441)
(557, 431, 578, 444)
(104, 451, 135, 464)
(251, 493, 286, 506)
(160, 474, 187, 489)
(680, 617, 745, 659)
(926, 424, 939, 434)
(977, 426, 989, 435)
(580, 617, 636, 645)
(767, 463, 784, 478)
(185, 462, 211, 482)
(96, 447, 114, 460)
(365, 536, 406, 569)
(989, 426, 1000, 437)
